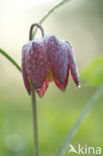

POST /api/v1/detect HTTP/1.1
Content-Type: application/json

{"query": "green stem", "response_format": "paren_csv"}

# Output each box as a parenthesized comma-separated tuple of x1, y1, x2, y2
(31, 83, 39, 156)
(58, 86, 103, 156)
(32, 0, 71, 38)
(29, 23, 41, 156)
(0, 48, 21, 72)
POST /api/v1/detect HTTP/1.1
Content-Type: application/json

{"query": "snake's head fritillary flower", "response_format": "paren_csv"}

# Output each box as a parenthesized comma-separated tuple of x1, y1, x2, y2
(22, 24, 80, 97)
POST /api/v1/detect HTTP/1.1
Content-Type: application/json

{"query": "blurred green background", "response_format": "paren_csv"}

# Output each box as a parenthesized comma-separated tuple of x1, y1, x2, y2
(0, 0, 103, 155)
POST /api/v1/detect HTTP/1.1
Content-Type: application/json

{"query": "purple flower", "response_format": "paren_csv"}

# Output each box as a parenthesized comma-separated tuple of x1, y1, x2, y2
(22, 34, 80, 97)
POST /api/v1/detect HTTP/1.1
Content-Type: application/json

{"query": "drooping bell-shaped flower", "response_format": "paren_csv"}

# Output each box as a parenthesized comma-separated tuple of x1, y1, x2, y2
(22, 23, 80, 97)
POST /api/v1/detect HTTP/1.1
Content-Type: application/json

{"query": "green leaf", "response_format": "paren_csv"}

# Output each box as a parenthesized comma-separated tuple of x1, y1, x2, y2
(58, 86, 103, 156)
(81, 57, 103, 87)
(0, 48, 21, 72)
(32, 0, 71, 38)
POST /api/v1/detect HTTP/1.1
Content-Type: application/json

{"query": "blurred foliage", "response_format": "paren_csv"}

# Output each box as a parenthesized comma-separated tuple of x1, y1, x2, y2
(0, 84, 103, 156)
(81, 57, 103, 87)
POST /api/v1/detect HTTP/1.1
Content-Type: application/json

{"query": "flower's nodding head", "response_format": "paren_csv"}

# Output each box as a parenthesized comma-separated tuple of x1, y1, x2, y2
(22, 23, 80, 97)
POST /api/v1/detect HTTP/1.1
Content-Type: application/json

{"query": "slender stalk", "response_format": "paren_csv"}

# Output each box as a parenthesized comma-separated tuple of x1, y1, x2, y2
(29, 23, 45, 156)
(58, 86, 103, 156)
(29, 23, 44, 40)
(0, 48, 21, 72)
(32, 0, 71, 38)
(31, 83, 39, 156)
